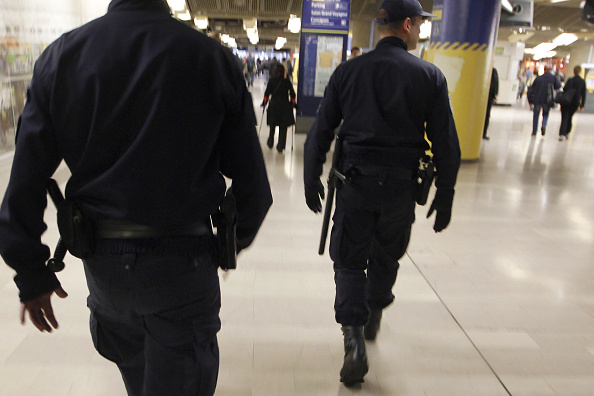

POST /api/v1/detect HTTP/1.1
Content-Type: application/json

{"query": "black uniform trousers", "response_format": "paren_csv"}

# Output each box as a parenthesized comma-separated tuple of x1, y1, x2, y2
(83, 237, 221, 396)
(330, 170, 416, 326)
(559, 105, 578, 137)
(267, 126, 288, 151)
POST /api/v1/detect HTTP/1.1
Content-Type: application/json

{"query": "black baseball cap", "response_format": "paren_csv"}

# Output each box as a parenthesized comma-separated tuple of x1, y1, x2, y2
(376, 0, 437, 25)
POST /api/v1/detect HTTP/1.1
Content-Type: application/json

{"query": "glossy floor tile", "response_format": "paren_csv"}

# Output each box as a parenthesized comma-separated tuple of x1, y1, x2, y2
(0, 74, 593, 395)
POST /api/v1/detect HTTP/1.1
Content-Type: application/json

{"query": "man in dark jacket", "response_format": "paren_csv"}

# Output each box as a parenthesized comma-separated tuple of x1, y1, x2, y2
(530, 64, 561, 136)
(0, 1, 272, 395)
(558, 65, 587, 140)
(483, 67, 499, 140)
(304, 0, 460, 387)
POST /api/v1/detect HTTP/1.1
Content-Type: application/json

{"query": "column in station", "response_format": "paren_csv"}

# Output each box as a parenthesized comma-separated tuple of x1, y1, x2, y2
(424, 0, 501, 160)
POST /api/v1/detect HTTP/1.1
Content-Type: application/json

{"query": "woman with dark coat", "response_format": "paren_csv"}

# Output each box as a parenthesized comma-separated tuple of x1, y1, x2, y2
(262, 64, 296, 152)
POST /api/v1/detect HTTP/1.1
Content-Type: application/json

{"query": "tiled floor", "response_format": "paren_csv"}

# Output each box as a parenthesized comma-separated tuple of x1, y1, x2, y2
(1, 75, 593, 395)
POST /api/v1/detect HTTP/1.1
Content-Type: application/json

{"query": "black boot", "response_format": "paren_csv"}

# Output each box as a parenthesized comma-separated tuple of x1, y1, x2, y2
(364, 309, 382, 341)
(267, 127, 275, 149)
(340, 326, 368, 386)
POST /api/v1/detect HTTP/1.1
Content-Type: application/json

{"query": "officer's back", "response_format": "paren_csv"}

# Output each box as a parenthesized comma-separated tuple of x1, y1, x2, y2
(331, 43, 445, 159)
(0, 1, 271, 395)
(40, 0, 257, 227)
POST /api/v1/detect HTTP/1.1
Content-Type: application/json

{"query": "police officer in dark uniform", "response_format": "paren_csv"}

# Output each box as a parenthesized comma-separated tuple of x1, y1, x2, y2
(0, 1, 272, 395)
(304, 0, 461, 387)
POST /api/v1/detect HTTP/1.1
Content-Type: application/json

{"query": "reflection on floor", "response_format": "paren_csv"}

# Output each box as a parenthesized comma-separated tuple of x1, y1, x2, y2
(1, 74, 593, 396)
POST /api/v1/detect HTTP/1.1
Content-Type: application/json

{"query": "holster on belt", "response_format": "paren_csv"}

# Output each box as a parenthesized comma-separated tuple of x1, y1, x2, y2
(211, 190, 237, 271)
(56, 199, 95, 259)
(416, 155, 435, 206)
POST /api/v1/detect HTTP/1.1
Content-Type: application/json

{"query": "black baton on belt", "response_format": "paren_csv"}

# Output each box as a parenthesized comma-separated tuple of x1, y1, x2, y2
(318, 135, 349, 255)
(46, 179, 66, 272)
(212, 191, 237, 271)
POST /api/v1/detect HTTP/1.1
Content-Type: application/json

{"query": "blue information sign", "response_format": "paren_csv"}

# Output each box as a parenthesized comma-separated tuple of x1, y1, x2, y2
(297, 0, 351, 122)
(302, 0, 350, 32)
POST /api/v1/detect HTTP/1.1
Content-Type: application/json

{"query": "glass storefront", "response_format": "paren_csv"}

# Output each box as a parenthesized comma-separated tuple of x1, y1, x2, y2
(0, 0, 108, 152)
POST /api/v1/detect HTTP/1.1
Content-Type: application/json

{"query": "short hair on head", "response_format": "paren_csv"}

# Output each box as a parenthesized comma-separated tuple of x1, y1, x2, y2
(544, 64, 553, 72)
(376, 9, 404, 35)
(574, 65, 582, 75)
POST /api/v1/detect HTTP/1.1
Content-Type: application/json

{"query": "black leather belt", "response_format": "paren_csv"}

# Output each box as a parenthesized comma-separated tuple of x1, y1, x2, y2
(348, 165, 415, 180)
(95, 219, 211, 239)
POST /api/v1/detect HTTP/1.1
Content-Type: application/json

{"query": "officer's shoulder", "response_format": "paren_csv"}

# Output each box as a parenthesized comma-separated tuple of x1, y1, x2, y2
(337, 51, 376, 76)
(166, 20, 237, 62)
(408, 55, 445, 81)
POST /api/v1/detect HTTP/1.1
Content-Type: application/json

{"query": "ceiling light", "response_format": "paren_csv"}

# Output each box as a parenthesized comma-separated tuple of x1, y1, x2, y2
(288, 15, 301, 33)
(533, 51, 557, 60)
(276, 37, 287, 50)
(243, 18, 257, 31)
(247, 27, 259, 45)
(525, 42, 558, 54)
(420, 20, 432, 39)
(220, 34, 230, 43)
(553, 33, 578, 46)
(167, 0, 186, 11)
(194, 16, 208, 30)
(501, 0, 513, 14)
(228, 38, 237, 47)
(177, 11, 191, 21)
(551, 0, 570, 3)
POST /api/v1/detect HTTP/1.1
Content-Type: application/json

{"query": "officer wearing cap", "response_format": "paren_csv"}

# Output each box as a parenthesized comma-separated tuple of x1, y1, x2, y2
(0, 0, 272, 394)
(304, 0, 461, 387)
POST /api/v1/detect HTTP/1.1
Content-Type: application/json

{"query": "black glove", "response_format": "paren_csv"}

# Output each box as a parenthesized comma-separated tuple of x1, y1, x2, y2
(426, 188, 454, 232)
(293, 103, 299, 110)
(305, 179, 325, 213)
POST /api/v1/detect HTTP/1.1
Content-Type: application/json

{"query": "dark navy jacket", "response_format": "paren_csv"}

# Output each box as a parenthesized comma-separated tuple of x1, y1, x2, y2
(0, 0, 272, 301)
(563, 75, 587, 108)
(304, 36, 460, 192)
(530, 71, 561, 105)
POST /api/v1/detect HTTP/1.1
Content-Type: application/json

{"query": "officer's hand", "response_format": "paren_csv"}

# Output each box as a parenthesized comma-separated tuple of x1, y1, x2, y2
(20, 286, 68, 332)
(305, 179, 325, 213)
(426, 189, 455, 232)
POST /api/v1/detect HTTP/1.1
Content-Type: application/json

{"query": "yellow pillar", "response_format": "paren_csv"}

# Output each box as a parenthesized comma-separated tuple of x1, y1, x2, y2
(424, 0, 501, 160)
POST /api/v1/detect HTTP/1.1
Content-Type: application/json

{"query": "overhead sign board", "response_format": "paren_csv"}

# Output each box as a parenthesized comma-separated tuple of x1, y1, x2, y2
(296, 0, 351, 128)
(302, 0, 350, 32)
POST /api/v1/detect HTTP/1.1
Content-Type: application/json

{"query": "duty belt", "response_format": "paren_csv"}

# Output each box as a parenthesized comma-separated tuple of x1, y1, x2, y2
(347, 165, 415, 180)
(95, 219, 211, 239)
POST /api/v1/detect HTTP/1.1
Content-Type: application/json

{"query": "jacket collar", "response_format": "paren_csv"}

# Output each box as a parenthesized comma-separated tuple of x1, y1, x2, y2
(376, 36, 408, 51)
(108, 0, 170, 13)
